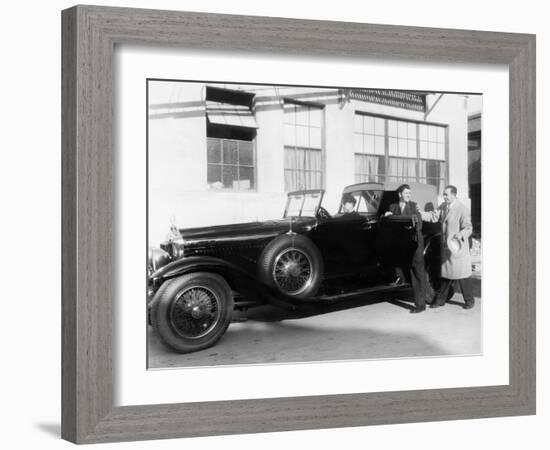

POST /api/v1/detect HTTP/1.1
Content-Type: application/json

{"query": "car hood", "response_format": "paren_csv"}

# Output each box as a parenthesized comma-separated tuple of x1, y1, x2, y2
(179, 217, 317, 244)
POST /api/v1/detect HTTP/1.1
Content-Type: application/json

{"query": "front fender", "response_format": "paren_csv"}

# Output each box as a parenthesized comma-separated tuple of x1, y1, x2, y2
(149, 255, 313, 312)
(150, 255, 259, 296)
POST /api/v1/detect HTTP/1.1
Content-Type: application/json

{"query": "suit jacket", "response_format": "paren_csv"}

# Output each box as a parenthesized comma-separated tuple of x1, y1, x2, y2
(437, 199, 473, 279)
(388, 201, 423, 233)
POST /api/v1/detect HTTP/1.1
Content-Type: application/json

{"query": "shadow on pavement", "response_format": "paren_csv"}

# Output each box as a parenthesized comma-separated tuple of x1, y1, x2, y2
(147, 319, 450, 368)
(235, 286, 415, 323)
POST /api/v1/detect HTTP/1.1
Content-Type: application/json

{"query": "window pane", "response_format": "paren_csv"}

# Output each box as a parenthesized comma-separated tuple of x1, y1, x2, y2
(355, 153, 367, 174)
(298, 148, 308, 170)
(418, 160, 427, 182)
(419, 124, 428, 141)
(389, 137, 398, 155)
(407, 139, 417, 158)
(388, 120, 397, 137)
(374, 117, 385, 136)
(296, 125, 309, 147)
(240, 142, 254, 165)
(295, 106, 309, 126)
(284, 124, 296, 146)
(419, 140, 428, 159)
(365, 116, 375, 134)
(354, 114, 363, 133)
(355, 154, 384, 181)
(207, 138, 221, 163)
(239, 166, 254, 189)
(316, 172, 323, 189)
(398, 138, 408, 157)
(284, 147, 296, 169)
(354, 133, 363, 153)
(428, 141, 437, 159)
(222, 165, 238, 188)
(437, 126, 445, 143)
(223, 140, 238, 164)
(428, 125, 437, 142)
(398, 121, 407, 138)
(426, 160, 439, 179)
(408, 122, 417, 140)
(407, 159, 417, 179)
(436, 143, 445, 160)
(207, 164, 222, 185)
(365, 134, 375, 154)
(306, 150, 322, 171)
(375, 136, 385, 155)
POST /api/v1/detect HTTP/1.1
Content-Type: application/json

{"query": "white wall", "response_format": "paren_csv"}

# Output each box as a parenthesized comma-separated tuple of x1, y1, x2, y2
(148, 82, 469, 242)
(1, 1, 546, 450)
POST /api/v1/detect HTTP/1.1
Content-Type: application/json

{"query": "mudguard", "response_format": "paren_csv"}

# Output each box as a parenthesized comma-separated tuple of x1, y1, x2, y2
(150, 255, 257, 292)
(148, 255, 318, 312)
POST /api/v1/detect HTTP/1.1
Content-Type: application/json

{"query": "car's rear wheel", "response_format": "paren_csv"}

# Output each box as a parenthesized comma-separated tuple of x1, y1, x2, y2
(151, 272, 233, 353)
(258, 234, 323, 299)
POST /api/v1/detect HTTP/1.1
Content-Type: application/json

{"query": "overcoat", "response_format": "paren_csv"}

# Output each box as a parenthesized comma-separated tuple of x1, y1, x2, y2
(437, 199, 473, 279)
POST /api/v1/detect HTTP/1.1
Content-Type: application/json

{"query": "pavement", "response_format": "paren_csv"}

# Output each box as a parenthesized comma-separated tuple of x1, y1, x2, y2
(148, 273, 482, 369)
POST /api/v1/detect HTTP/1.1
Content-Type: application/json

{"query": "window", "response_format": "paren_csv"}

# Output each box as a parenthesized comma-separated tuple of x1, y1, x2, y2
(387, 119, 418, 184)
(418, 123, 446, 192)
(207, 138, 255, 190)
(354, 113, 447, 191)
(354, 115, 386, 182)
(283, 102, 323, 192)
(205, 86, 257, 190)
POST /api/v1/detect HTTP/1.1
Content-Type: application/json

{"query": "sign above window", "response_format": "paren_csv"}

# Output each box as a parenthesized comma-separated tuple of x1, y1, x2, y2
(348, 89, 427, 112)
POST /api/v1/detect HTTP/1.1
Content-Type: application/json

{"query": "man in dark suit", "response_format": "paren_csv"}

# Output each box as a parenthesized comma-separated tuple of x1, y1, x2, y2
(385, 184, 429, 313)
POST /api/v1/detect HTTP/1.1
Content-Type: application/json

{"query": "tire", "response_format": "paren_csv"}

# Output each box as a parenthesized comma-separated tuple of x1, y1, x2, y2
(258, 234, 323, 299)
(151, 272, 234, 353)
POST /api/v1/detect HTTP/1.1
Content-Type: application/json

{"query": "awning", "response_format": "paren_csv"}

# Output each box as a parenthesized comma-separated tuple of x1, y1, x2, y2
(206, 101, 258, 129)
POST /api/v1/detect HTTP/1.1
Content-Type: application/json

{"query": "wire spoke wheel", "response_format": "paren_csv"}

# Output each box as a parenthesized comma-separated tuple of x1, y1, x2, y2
(169, 286, 221, 339)
(273, 249, 313, 295)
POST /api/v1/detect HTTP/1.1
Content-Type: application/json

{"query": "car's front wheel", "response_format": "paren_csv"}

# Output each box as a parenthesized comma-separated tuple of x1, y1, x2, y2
(150, 272, 234, 353)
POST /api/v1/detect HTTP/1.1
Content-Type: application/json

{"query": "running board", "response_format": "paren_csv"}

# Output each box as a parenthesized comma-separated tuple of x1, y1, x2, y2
(314, 283, 411, 303)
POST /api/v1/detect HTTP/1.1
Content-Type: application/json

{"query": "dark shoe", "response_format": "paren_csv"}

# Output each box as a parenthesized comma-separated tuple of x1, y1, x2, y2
(463, 301, 475, 310)
(410, 305, 426, 314)
(430, 302, 445, 309)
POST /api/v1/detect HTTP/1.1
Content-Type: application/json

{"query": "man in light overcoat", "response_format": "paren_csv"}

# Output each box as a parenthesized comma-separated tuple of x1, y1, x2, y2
(422, 185, 475, 309)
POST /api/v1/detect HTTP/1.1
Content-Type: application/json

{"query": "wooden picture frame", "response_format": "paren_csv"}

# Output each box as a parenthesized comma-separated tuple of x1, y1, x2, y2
(61, 5, 536, 444)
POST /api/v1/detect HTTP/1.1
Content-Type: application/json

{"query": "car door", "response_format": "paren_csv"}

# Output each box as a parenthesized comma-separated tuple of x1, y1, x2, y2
(376, 215, 418, 270)
(311, 190, 380, 277)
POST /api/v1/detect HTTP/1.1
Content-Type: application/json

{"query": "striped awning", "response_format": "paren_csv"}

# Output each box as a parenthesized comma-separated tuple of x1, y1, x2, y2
(206, 101, 258, 128)
(348, 89, 427, 112)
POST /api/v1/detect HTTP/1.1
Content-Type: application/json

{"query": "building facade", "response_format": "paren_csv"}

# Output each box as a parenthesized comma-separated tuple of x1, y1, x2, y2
(148, 81, 472, 243)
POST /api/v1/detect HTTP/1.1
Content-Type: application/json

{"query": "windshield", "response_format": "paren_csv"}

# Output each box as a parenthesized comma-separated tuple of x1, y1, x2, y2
(337, 190, 383, 215)
(284, 191, 324, 218)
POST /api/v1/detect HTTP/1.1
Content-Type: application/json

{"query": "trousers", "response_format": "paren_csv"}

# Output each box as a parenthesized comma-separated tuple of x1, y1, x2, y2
(436, 277, 474, 305)
(397, 234, 428, 308)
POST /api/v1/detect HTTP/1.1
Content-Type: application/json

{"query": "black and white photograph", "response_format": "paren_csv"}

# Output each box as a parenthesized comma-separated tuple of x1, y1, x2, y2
(146, 80, 483, 369)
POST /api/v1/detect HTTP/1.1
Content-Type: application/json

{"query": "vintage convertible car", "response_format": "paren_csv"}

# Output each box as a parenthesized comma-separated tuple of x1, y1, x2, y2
(148, 182, 442, 353)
